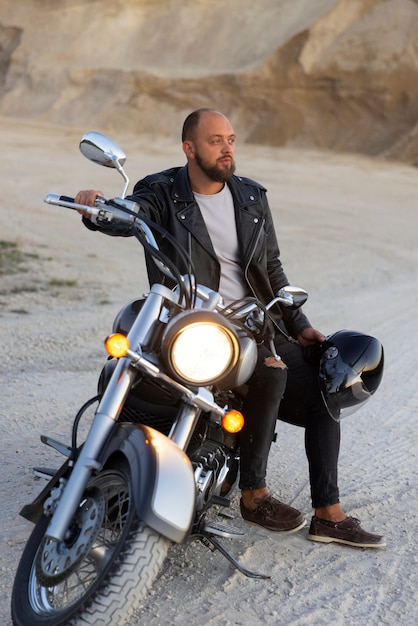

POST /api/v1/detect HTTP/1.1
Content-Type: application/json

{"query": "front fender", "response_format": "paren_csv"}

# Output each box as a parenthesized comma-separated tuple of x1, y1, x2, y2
(100, 423, 196, 543)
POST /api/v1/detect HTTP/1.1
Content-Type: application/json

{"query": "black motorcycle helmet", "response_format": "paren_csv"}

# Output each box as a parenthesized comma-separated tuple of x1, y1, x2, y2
(318, 330, 384, 421)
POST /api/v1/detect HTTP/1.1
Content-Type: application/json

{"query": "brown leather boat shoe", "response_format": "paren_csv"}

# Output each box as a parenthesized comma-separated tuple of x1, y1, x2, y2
(240, 495, 306, 533)
(307, 516, 386, 548)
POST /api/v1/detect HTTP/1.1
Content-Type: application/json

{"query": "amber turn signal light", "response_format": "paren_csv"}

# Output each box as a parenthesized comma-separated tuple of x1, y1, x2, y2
(221, 410, 245, 433)
(105, 333, 130, 358)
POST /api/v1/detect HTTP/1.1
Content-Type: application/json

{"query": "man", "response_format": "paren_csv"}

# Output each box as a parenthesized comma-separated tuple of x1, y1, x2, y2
(76, 108, 384, 547)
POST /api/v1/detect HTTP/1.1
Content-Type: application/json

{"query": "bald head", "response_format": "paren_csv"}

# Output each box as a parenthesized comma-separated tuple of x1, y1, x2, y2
(182, 109, 230, 142)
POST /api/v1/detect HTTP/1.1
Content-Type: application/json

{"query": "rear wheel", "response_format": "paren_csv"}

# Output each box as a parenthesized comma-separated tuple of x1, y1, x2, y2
(11, 463, 170, 626)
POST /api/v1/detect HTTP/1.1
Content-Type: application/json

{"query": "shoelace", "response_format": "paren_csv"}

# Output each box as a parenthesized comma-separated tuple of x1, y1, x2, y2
(253, 495, 282, 513)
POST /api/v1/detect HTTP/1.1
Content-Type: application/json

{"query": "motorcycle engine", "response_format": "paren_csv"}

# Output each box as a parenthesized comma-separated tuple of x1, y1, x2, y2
(191, 440, 231, 509)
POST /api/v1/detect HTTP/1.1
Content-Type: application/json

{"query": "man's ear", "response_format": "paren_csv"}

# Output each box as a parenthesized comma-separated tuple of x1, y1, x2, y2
(183, 140, 195, 159)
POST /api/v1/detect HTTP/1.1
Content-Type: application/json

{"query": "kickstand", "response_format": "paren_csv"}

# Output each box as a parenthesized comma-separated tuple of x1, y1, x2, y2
(198, 534, 271, 580)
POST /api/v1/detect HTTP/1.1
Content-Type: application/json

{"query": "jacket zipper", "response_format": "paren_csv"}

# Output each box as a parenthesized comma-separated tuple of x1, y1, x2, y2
(243, 217, 264, 296)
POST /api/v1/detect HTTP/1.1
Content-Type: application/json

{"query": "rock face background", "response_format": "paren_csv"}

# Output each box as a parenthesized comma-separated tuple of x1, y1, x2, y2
(2, 0, 418, 162)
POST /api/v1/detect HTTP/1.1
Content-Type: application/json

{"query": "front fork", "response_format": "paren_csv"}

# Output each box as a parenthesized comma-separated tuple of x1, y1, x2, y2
(45, 358, 137, 541)
(45, 286, 171, 542)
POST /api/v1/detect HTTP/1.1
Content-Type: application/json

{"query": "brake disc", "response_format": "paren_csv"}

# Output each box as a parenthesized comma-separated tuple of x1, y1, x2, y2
(36, 486, 105, 586)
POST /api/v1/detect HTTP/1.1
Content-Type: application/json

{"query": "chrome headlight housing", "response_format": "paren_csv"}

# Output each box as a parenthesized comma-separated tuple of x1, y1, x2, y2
(161, 310, 241, 386)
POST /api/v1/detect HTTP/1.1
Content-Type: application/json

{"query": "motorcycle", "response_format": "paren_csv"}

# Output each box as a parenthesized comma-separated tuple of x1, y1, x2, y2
(11, 131, 309, 626)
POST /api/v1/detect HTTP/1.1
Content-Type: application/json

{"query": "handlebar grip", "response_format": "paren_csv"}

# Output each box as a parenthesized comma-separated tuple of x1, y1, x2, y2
(44, 193, 90, 212)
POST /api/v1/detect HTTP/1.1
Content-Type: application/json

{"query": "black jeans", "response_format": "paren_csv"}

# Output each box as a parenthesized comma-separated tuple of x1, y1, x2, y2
(238, 334, 341, 509)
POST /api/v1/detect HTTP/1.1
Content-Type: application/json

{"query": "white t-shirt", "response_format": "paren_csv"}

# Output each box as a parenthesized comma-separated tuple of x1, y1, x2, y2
(194, 185, 249, 304)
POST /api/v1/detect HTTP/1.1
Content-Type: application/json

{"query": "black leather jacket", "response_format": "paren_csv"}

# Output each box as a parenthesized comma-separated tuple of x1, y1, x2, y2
(84, 165, 311, 338)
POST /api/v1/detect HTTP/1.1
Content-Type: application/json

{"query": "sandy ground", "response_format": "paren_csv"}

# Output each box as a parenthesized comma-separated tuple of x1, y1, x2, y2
(1, 117, 418, 625)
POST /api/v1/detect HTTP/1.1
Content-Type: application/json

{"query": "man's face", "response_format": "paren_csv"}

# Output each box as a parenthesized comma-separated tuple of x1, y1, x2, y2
(189, 113, 236, 183)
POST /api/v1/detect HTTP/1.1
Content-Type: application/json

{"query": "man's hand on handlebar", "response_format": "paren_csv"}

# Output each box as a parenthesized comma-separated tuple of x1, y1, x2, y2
(75, 189, 103, 218)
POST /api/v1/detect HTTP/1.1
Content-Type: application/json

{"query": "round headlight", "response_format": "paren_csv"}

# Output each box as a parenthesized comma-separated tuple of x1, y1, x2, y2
(162, 310, 240, 385)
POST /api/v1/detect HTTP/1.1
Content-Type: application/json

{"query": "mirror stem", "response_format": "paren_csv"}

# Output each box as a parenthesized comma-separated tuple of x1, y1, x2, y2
(113, 160, 129, 198)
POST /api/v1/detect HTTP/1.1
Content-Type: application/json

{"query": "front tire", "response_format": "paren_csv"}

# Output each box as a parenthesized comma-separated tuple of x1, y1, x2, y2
(11, 463, 170, 626)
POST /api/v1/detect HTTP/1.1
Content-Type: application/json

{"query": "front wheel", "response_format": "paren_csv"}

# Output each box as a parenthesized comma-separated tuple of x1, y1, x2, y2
(11, 463, 170, 626)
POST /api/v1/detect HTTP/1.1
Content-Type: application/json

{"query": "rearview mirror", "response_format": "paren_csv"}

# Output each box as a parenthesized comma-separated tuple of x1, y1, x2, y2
(79, 131, 129, 197)
(79, 131, 126, 167)
(276, 286, 308, 309)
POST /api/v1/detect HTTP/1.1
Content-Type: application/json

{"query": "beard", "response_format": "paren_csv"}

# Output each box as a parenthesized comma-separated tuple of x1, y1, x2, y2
(195, 152, 236, 183)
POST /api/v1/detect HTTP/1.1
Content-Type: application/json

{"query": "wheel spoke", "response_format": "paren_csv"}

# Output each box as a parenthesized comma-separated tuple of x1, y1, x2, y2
(28, 469, 133, 614)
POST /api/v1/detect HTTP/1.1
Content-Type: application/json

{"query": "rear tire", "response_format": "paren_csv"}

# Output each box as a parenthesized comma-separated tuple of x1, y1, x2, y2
(11, 463, 170, 626)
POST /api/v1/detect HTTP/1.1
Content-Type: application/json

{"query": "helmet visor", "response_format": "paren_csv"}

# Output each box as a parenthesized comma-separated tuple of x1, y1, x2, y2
(319, 347, 372, 421)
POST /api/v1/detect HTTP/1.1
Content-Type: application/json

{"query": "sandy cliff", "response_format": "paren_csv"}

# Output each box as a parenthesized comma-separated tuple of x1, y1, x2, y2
(1, 0, 418, 159)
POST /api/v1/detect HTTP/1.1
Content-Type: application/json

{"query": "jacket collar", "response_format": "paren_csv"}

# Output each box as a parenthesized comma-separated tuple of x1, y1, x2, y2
(171, 165, 260, 210)
(171, 165, 194, 203)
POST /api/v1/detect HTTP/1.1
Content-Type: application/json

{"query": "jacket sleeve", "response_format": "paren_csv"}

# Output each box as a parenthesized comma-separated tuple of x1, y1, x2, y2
(81, 176, 167, 236)
(262, 192, 312, 338)
(82, 215, 133, 236)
